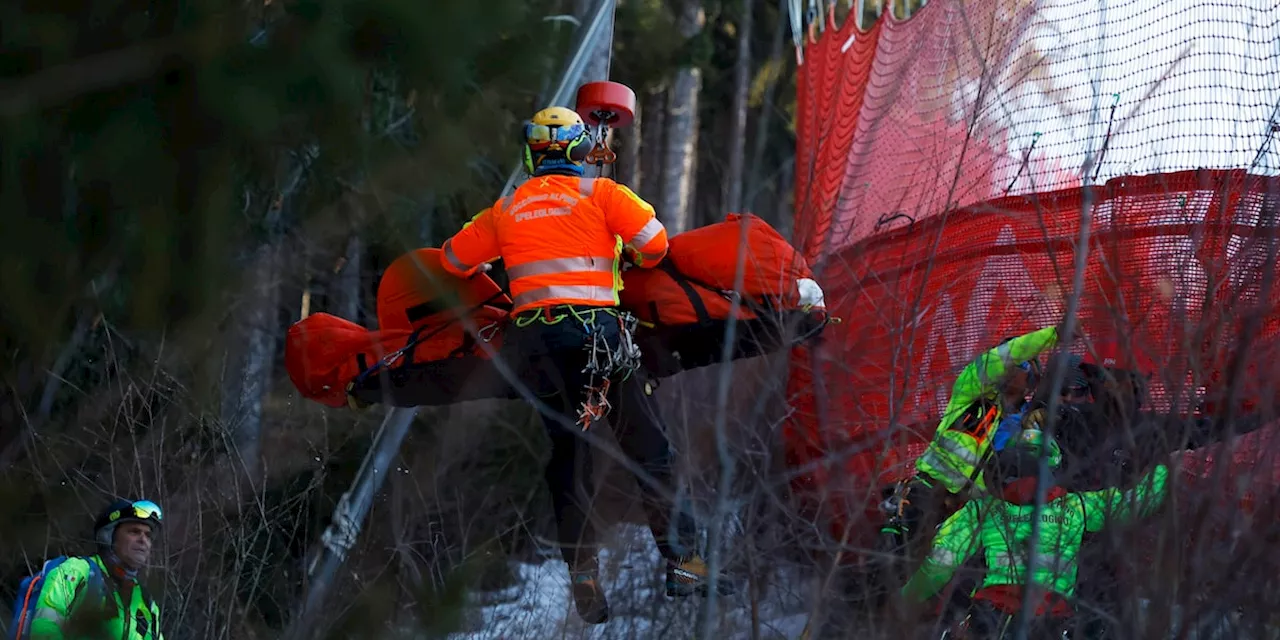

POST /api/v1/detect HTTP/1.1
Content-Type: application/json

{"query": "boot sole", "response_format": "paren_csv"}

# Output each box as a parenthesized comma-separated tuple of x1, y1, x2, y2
(572, 582, 609, 624)
(578, 607, 610, 625)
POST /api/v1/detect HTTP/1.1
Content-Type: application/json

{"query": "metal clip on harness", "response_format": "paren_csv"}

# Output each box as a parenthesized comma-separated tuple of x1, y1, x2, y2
(577, 310, 643, 430)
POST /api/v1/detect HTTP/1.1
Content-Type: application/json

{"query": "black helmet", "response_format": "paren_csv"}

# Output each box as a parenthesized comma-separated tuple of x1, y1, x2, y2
(94, 498, 163, 548)
(991, 428, 1063, 485)
(1032, 353, 1091, 406)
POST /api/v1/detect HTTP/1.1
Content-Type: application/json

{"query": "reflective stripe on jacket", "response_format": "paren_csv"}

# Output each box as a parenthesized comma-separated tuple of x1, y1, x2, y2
(915, 326, 1060, 494)
(31, 555, 163, 640)
(440, 175, 669, 314)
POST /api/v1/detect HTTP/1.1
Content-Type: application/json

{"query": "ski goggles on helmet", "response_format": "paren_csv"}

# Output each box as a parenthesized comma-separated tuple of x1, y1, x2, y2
(525, 122, 586, 150)
(108, 500, 164, 525)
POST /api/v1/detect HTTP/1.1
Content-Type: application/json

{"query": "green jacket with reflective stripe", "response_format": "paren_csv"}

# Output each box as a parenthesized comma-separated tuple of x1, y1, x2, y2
(31, 555, 163, 640)
(915, 326, 1060, 494)
(902, 463, 1170, 603)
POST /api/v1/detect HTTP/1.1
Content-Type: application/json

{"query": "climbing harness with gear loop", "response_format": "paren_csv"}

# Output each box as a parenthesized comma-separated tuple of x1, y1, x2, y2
(511, 305, 643, 430)
(578, 309, 642, 429)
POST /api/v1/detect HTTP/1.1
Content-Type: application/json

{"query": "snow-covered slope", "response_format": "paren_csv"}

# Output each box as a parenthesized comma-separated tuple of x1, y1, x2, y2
(447, 524, 811, 640)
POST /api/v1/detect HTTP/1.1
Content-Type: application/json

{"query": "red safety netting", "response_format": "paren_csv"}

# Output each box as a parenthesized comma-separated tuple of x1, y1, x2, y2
(783, 0, 1280, 544)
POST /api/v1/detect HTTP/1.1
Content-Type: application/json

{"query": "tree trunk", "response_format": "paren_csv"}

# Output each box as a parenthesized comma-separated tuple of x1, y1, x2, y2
(221, 242, 278, 483)
(220, 150, 310, 483)
(420, 193, 436, 248)
(774, 158, 795, 241)
(333, 233, 363, 322)
(725, 0, 754, 214)
(618, 98, 641, 189)
(747, 0, 788, 216)
(658, 0, 705, 235)
(575, 0, 613, 85)
(639, 87, 667, 204)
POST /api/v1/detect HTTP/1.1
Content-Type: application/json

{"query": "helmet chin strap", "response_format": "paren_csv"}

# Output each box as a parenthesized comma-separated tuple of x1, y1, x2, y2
(99, 546, 141, 581)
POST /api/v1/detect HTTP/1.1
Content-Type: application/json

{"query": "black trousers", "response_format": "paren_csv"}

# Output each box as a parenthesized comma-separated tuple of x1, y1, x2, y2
(504, 305, 697, 568)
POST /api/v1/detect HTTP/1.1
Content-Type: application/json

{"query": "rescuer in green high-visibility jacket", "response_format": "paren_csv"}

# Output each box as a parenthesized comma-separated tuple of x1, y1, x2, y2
(880, 325, 1068, 554)
(916, 326, 1064, 493)
(900, 428, 1171, 638)
(28, 499, 165, 640)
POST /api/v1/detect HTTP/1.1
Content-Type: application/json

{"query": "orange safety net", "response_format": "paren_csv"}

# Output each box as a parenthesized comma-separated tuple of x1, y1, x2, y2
(784, 0, 1280, 541)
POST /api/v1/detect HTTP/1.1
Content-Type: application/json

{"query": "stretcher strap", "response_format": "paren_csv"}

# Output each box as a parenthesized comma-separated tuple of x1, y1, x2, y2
(657, 262, 713, 325)
(671, 267, 835, 341)
(348, 291, 509, 390)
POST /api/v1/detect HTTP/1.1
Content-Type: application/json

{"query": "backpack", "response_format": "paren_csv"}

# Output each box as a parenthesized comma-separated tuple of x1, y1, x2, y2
(9, 556, 102, 640)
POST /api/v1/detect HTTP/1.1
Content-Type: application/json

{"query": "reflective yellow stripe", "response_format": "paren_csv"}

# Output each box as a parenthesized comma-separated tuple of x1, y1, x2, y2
(630, 217, 665, 248)
(918, 432, 983, 493)
(989, 550, 1023, 571)
(34, 607, 65, 623)
(612, 235, 624, 292)
(935, 433, 982, 466)
(505, 257, 617, 281)
(442, 240, 472, 273)
(918, 454, 974, 492)
(988, 550, 1070, 581)
(929, 547, 962, 567)
(513, 285, 618, 309)
(979, 341, 1016, 386)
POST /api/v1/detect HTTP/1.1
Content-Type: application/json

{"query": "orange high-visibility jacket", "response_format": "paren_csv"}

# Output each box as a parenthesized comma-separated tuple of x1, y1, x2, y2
(441, 175, 669, 314)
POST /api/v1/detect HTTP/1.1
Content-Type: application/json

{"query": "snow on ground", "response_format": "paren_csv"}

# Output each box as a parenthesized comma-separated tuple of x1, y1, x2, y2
(447, 524, 812, 640)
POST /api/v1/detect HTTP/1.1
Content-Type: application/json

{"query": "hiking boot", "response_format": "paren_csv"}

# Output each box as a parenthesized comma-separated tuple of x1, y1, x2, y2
(569, 565, 609, 624)
(665, 555, 736, 598)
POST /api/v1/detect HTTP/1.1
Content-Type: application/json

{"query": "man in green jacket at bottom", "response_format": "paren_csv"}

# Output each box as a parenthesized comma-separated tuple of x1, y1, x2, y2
(31, 498, 164, 640)
(900, 428, 1170, 637)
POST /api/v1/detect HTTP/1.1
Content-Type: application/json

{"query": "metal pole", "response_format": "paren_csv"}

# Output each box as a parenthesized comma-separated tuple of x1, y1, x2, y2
(284, 406, 419, 640)
(499, 0, 617, 197)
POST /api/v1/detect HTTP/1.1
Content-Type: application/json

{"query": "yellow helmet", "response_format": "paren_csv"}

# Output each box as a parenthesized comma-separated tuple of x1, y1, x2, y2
(523, 106, 591, 176)
(530, 106, 584, 129)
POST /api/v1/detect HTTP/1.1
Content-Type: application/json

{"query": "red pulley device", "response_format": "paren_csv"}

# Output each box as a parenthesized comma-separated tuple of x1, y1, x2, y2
(575, 81, 636, 166)
(576, 81, 636, 128)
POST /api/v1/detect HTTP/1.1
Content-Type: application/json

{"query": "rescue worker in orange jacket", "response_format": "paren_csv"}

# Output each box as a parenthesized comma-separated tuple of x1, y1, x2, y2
(440, 106, 719, 624)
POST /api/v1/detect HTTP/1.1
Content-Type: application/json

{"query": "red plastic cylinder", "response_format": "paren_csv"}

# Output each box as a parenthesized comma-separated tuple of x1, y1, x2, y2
(575, 81, 636, 128)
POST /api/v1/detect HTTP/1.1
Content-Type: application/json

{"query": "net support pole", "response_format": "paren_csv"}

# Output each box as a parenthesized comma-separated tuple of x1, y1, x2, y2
(284, 405, 420, 640)
(499, 0, 617, 197)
